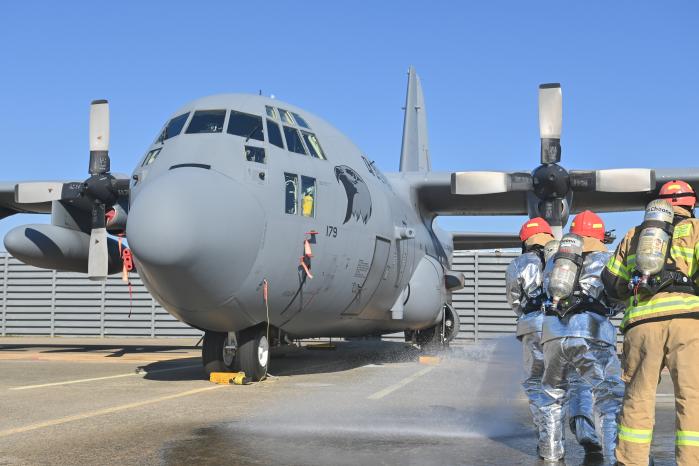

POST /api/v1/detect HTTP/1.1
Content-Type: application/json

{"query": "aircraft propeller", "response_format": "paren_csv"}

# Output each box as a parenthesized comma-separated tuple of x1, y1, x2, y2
(452, 83, 654, 237)
(14, 100, 129, 280)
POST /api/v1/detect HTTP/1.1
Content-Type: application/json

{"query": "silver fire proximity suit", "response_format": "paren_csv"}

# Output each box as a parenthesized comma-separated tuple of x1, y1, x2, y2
(538, 249, 625, 462)
(506, 251, 599, 448)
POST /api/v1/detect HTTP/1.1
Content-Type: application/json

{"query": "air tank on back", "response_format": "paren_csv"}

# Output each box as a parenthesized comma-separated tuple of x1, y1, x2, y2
(635, 199, 674, 284)
(547, 233, 584, 307)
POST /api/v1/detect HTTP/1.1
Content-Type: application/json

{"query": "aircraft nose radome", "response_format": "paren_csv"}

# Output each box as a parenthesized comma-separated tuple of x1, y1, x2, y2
(126, 168, 265, 311)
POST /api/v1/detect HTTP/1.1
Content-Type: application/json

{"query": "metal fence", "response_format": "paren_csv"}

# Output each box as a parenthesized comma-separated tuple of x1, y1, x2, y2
(0, 251, 621, 342)
(450, 251, 519, 342)
(0, 253, 199, 338)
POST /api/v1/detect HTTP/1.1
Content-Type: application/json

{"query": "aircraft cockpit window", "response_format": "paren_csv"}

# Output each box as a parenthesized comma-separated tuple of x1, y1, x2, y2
(283, 126, 306, 155)
(245, 146, 266, 164)
(301, 176, 316, 217)
(158, 112, 190, 143)
(265, 106, 278, 119)
(186, 110, 226, 134)
(284, 173, 298, 214)
(279, 108, 295, 125)
(292, 112, 310, 129)
(267, 119, 284, 149)
(301, 132, 326, 160)
(227, 110, 264, 141)
(141, 148, 162, 167)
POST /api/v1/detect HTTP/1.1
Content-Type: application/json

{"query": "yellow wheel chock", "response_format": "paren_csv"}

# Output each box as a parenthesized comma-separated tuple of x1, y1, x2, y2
(209, 371, 250, 385)
(418, 355, 441, 365)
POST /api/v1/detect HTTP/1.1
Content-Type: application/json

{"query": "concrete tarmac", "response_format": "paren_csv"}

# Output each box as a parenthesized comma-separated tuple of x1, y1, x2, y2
(0, 337, 678, 465)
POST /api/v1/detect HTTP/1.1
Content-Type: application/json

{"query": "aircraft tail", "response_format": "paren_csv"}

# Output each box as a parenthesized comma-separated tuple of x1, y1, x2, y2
(399, 66, 431, 172)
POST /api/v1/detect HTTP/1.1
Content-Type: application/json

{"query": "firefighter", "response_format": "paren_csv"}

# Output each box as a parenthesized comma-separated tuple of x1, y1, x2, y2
(537, 211, 624, 462)
(602, 180, 699, 466)
(505, 218, 600, 458)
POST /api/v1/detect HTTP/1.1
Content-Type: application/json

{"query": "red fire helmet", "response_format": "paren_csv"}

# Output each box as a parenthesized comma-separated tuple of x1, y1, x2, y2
(570, 210, 605, 241)
(658, 180, 696, 207)
(519, 217, 553, 242)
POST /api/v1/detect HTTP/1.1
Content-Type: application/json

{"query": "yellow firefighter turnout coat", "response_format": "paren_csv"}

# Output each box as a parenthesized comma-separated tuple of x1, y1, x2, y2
(602, 207, 699, 332)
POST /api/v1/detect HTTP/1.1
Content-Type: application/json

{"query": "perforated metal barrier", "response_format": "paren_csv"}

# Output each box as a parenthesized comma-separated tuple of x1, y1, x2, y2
(0, 251, 622, 342)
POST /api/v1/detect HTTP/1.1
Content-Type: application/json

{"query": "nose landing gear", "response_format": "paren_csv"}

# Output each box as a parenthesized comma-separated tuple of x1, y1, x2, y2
(202, 324, 270, 381)
(405, 303, 460, 350)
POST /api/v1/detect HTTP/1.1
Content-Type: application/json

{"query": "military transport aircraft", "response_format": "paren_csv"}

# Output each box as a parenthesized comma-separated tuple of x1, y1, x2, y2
(1, 68, 697, 380)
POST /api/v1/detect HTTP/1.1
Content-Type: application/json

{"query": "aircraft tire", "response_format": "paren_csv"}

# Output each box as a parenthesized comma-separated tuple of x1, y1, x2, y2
(235, 325, 269, 381)
(416, 325, 442, 351)
(202, 331, 235, 375)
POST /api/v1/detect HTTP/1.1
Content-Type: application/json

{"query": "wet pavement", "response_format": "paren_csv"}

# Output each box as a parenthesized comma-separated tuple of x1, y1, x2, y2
(0, 337, 679, 465)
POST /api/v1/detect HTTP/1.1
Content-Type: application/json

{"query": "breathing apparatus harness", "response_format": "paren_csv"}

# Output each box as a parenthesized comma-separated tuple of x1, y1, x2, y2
(629, 213, 699, 305)
(545, 252, 610, 318)
(544, 236, 612, 319)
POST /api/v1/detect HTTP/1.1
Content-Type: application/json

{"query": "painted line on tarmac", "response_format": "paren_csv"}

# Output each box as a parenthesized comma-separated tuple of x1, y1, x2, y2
(0, 384, 223, 438)
(367, 366, 434, 400)
(8, 364, 201, 391)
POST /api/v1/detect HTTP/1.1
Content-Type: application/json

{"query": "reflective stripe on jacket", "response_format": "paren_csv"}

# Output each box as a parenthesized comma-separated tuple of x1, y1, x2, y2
(602, 215, 699, 331)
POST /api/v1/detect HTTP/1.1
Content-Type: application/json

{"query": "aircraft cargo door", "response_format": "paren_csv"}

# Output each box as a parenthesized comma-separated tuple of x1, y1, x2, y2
(341, 237, 391, 316)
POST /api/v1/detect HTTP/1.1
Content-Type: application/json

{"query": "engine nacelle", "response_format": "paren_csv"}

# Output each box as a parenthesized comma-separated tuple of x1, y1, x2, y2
(4, 224, 123, 274)
(398, 255, 447, 327)
(106, 200, 128, 235)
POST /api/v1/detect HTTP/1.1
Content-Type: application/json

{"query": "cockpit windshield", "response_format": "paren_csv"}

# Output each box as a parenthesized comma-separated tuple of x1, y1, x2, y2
(158, 112, 189, 143)
(228, 110, 264, 141)
(186, 110, 226, 134)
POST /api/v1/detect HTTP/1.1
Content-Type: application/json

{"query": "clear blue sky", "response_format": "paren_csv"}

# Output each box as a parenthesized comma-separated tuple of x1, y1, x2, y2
(1, 1, 698, 248)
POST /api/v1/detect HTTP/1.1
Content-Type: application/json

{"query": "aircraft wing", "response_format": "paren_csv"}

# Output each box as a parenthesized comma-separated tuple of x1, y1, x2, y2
(396, 172, 529, 216)
(569, 168, 699, 213)
(399, 169, 699, 216)
(0, 182, 53, 219)
(451, 232, 521, 250)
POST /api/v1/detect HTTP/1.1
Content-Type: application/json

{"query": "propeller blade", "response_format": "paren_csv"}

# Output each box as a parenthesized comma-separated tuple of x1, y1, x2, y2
(88, 202, 108, 280)
(451, 171, 532, 195)
(87, 227, 109, 280)
(569, 168, 655, 192)
(539, 83, 562, 164)
(14, 181, 85, 204)
(15, 182, 66, 203)
(89, 99, 110, 175)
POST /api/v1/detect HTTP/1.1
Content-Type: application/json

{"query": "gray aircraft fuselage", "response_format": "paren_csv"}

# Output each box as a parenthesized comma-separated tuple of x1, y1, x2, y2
(126, 94, 450, 338)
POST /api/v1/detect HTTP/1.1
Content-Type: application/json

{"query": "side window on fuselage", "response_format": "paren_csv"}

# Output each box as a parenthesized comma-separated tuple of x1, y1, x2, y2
(301, 132, 326, 160)
(291, 112, 310, 128)
(266, 106, 278, 119)
(285, 173, 298, 214)
(301, 176, 316, 217)
(267, 119, 284, 149)
(245, 146, 266, 164)
(142, 148, 162, 167)
(279, 108, 295, 125)
(283, 126, 306, 155)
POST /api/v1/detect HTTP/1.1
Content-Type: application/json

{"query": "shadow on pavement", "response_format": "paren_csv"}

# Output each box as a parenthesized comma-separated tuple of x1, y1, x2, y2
(138, 340, 421, 382)
(138, 357, 206, 381)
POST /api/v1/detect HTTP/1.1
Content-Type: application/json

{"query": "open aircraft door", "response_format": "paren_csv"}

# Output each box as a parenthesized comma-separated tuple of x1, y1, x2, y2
(341, 237, 391, 316)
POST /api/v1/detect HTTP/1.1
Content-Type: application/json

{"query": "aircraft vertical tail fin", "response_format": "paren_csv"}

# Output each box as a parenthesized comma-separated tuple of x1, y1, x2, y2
(399, 66, 431, 172)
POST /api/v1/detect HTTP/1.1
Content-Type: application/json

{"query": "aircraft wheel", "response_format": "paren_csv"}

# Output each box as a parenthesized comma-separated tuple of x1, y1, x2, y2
(202, 331, 236, 375)
(235, 325, 269, 381)
(416, 325, 442, 350)
(443, 304, 460, 343)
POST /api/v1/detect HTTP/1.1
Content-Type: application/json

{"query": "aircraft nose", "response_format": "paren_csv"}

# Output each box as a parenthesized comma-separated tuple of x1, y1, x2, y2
(126, 167, 265, 314)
